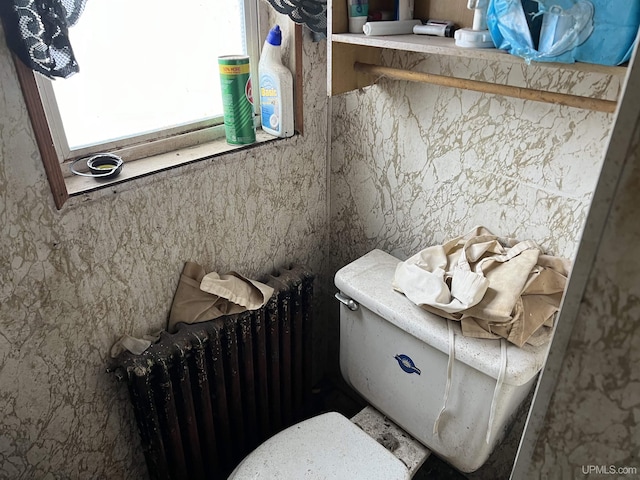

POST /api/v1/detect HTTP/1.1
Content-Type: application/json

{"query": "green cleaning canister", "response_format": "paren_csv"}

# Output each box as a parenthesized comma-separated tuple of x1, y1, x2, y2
(218, 55, 256, 145)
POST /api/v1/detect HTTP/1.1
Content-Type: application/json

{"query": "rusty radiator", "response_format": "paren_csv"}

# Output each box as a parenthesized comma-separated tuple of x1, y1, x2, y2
(111, 265, 315, 479)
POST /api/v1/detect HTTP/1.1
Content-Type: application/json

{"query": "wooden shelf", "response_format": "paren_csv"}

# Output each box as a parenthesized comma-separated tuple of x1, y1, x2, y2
(332, 33, 626, 74)
(327, 0, 626, 107)
(332, 33, 504, 59)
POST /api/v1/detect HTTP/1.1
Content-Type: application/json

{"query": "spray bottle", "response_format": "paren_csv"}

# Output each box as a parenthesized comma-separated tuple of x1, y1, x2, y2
(454, 0, 495, 48)
(259, 25, 294, 138)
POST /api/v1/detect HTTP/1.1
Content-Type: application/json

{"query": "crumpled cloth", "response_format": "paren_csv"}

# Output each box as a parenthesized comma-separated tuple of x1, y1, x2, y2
(110, 331, 163, 358)
(392, 226, 570, 347)
(110, 261, 274, 357)
(167, 261, 274, 333)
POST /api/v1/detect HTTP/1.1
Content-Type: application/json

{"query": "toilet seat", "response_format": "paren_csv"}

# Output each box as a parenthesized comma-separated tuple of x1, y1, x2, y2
(228, 411, 410, 479)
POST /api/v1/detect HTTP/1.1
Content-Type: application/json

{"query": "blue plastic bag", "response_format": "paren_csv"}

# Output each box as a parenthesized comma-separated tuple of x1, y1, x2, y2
(573, 1, 640, 65)
(487, 0, 640, 65)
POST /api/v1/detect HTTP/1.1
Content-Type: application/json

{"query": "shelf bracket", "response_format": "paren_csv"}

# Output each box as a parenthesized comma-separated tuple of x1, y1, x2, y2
(354, 62, 618, 113)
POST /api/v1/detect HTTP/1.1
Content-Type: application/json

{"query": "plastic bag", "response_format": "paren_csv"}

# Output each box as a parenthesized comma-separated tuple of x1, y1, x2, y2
(573, 1, 640, 65)
(487, 0, 640, 65)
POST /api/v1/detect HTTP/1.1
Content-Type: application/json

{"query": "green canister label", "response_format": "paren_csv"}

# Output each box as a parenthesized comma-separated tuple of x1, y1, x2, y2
(218, 55, 256, 145)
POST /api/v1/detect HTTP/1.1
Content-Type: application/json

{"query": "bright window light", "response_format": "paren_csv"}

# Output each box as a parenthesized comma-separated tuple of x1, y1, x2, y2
(51, 0, 248, 149)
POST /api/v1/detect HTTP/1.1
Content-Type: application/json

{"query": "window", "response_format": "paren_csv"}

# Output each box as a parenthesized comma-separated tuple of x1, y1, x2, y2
(50, 0, 258, 153)
(13, 0, 302, 209)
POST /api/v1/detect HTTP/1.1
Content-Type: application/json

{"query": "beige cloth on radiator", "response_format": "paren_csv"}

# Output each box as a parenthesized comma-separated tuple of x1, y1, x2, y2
(167, 261, 274, 333)
(392, 226, 570, 347)
(110, 262, 274, 357)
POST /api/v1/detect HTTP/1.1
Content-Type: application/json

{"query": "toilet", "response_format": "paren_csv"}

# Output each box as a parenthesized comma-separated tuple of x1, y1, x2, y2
(228, 249, 549, 478)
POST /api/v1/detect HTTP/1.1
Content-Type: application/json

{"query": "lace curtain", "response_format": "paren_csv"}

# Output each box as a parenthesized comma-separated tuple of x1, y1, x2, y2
(0, 0, 87, 79)
(0, 0, 326, 79)
(265, 0, 327, 35)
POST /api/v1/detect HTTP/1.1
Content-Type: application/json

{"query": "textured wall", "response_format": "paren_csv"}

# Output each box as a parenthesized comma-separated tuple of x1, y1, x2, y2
(330, 52, 621, 268)
(526, 90, 640, 479)
(0, 17, 328, 480)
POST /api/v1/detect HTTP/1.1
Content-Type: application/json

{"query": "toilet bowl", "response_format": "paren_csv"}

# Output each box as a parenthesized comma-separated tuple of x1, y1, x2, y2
(229, 249, 549, 478)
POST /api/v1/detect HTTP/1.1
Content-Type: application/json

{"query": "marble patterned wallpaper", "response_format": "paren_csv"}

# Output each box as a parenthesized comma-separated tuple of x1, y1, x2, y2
(0, 15, 328, 480)
(526, 95, 640, 479)
(330, 52, 622, 269)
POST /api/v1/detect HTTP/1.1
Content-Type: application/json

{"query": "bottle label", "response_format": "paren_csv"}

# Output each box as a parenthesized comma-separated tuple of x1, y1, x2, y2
(260, 74, 280, 133)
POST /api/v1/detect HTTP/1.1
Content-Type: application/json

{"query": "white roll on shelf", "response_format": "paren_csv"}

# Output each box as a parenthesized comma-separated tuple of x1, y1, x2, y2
(363, 19, 422, 36)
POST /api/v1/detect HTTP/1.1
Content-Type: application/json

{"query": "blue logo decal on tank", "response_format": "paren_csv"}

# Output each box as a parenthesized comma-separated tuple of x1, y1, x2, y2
(394, 354, 421, 375)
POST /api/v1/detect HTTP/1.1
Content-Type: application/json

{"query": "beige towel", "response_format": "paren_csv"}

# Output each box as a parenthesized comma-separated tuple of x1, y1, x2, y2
(110, 262, 274, 357)
(167, 261, 274, 333)
(393, 226, 570, 347)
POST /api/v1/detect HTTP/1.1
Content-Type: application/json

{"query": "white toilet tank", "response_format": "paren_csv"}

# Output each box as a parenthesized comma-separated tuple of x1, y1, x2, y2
(335, 249, 550, 473)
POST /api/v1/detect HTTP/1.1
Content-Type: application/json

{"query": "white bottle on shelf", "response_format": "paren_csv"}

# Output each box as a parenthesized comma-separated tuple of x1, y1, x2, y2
(258, 25, 294, 138)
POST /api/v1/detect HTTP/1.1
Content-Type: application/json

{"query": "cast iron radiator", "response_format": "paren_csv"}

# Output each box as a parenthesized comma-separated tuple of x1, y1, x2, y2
(110, 264, 315, 479)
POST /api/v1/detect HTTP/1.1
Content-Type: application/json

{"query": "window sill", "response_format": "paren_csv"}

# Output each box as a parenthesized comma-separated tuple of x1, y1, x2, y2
(64, 129, 281, 197)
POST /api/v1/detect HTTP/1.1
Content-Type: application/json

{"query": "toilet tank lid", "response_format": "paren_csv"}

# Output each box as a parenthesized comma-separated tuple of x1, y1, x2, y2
(228, 412, 410, 480)
(334, 249, 550, 386)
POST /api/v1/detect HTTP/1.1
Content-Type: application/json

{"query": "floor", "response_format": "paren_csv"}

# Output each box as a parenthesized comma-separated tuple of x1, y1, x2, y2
(315, 377, 468, 480)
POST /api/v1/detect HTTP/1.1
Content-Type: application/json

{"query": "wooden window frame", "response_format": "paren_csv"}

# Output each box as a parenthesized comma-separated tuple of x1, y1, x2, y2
(13, 24, 304, 210)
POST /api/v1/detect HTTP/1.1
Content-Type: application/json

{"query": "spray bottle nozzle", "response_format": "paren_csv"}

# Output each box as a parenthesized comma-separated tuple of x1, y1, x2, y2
(454, 0, 495, 48)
